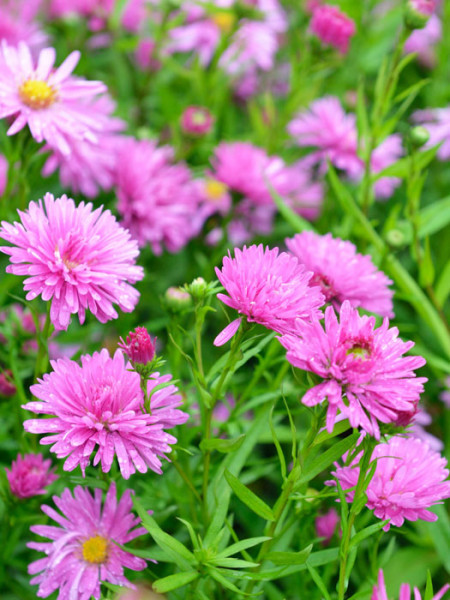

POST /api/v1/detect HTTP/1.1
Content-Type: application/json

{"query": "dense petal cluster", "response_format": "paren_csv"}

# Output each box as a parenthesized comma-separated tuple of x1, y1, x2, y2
(372, 569, 449, 600)
(23, 349, 188, 479)
(279, 301, 427, 437)
(28, 483, 147, 600)
(331, 436, 450, 530)
(286, 232, 394, 317)
(0, 42, 106, 155)
(214, 244, 324, 345)
(310, 4, 356, 54)
(6, 453, 57, 498)
(116, 138, 202, 254)
(119, 327, 156, 365)
(0, 193, 144, 330)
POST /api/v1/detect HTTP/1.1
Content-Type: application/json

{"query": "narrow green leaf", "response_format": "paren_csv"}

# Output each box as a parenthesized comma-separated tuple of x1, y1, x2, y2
(312, 419, 351, 447)
(224, 469, 274, 521)
(266, 544, 313, 566)
(210, 557, 259, 569)
(152, 571, 199, 593)
(418, 196, 450, 239)
(306, 564, 332, 600)
(200, 434, 246, 454)
(419, 237, 435, 288)
(270, 183, 315, 233)
(349, 521, 387, 549)
(208, 568, 246, 593)
(424, 570, 434, 600)
(435, 258, 450, 307)
(217, 536, 271, 559)
(298, 432, 359, 485)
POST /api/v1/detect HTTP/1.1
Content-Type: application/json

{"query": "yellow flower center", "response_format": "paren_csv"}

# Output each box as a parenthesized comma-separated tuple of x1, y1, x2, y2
(19, 79, 56, 110)
(205, 179, 227, 201)
(346, 345, 370, 359)
(212, 11, 235, 33)
(81, 535, 109, 564)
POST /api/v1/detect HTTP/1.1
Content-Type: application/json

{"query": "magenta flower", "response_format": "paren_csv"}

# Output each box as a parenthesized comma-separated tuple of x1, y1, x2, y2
(119, 327, 156, 365)
(0, 42, 106, 155)
(116, 138, 201, 255)
(23, 349, 188, 479)
(279, 301, 427, 438)
(372, 569, 449, 600)
(315, 508, 339, 545)
(0, 193, 144, 330)
(286, 232, 394, 317)
(310, 4, 356, 54)
(181, 105, 213, 136)
(331, 436, 450, 530)
(6, 453, 57, 499)
(214, 244, 324, 346)
(28, 483, 147, 600)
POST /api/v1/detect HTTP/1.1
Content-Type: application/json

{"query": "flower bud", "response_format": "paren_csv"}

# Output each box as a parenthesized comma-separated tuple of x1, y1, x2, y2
(410, 125, 430, 148)
(404, 0, 436, 29)
(186, 277, 208, 300)
(181, 106, 213, 136)
(119, 327, 156, 365)
(6, 453, 57, 499)
(385, 228, 406, 248)
(165, 286, 192, 312)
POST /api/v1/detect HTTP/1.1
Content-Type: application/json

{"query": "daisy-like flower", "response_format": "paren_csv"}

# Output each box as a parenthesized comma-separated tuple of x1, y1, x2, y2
(214, 244, 324, 346)
(28, 482, 147, 600)
(0, 41, 106, 155)
(372, 569, 449, 600)
(6, 453, 57, 499)
(0, 193, 144, 331)
(286, 231, 394, 317)
(23, 349, 188, 479)
(279, 301, 427, 437)
(330, 436, 450, 530)
(310, 4, 356, 54)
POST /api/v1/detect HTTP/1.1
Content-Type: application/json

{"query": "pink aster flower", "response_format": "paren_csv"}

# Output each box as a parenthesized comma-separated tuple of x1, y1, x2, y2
(0, 193, 144, 331)
(413, 106, 450, 160)
(23, 349, 188, 479)
(0, 0, 46, 51)
(28, 482, 147, 600)
(310, 4, 356, 54)
(6, 453, 57, 499)
(372, 569, 449, 600)
(404, 14, 442, 68)
(119, 327, 156, 365)
(279, 301, 427, 438)
(315, 508, 339, 545)
(370, 134, 403, 199)
(181, 105, 213, 136)
(116, 138, 201, 255)
(285, 231, 394, 317)
(0, 42, 107, 155)
(214, 244, 324, 346)
(331, 436, 450, 530)
(287, 97, 361, 176)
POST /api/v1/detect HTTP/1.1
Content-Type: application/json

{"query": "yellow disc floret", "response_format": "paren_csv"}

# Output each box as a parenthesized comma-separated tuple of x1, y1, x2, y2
(81, 535, 109, 564)
(212, 11, 235, 33)
(19, 80, 56, 110)
(205, 179, 227, 201)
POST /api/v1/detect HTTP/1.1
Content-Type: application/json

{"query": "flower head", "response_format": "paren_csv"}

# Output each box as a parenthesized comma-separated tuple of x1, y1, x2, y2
(119, 327, 156, 365)
(0, 42, 106, 155)
(331, 436, 450, 530)
(315, 508, 339, 545)
(0, 193, 144, 330)
(28, 482, 147, 600)
(0, 0, 46, 51)
(23, 349, 188, 479)
(214, 244, 324, 345)
(413, 106, 450, 161)
(404, 14, 442, 67)
(286, 232, 394, 317)
(310, 4, 356, 54)
(279, 301, 427, 438)
(6, 453, 57, 499)
(181, 105, 213, 136)
(372, 569, 449, 600)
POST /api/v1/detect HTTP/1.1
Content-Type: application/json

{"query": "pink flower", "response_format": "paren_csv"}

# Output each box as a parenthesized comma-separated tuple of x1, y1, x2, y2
(214, 244, 324, 345)
(279, 301, 427, 438)
(413, 106, 450, 160)
(372, 569, 449, 600)
(0, 0, 46, 51)
(370, 134, 403, 199)
(315, 508, 339, 545)
(331, 436, 450, 530)
(408, 0, 437, 17)
(310, 4, 356, 54)
(0, 42, 106, 155)
(0, 153, 7, 196)
(181, 105, 213, 136)
(168, 19, 221, 66)
(116, 138, 201, 255)
(27, 482, 147, 600)
(23, 349, 188, 479)
(0, 193, 144, 331)
(119, 327, 156, 365)
(440, 376, 450, 408)
(135, 38, 160, 71)
(408, 407, 443, 452)
(287, 97, 361, 176)
(404, 14, 442, 67)
(6, 453, 57, 499)
(285, 232, 394, 317)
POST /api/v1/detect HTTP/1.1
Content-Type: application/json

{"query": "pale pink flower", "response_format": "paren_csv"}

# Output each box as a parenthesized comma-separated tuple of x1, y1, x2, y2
(315, 508, 339, 545)
(28, 482, 147, 600)
(214, 244, 324, 345)
(168, 19, 221, 65)
(23, 349, 188, 479)
(413, 106, 450, 160)
(331, 436, 450, 530)
(279, 301, 427, 438)
(119, 327, 156, 365)
(404, 14, 442, 68)
(0, 42, 107, 155)
(286, 232, 394, 317)
(372, 569, 449, 600)
(116, 138, 201, 255)
(6, 453, 57, 499)
(181, 105, 213, 135)
(408, 407, 443, 452)
(0, 0, 46, 51)
(0, 153, 7, 195)
(0, 193, 144, 331)
(310, 4, 356, 54)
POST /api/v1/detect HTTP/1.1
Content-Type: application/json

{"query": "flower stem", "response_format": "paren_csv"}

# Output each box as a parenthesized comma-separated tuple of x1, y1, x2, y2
(33, 303, 52, 382)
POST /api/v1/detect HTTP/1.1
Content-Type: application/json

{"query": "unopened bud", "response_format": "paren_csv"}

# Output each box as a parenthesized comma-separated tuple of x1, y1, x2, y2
(165, 286, 192, 312)
(385, 228, 406, 248)
(187, 277, 208, 300)
(119, 327, 156, 365)
(181, 106, 213, 136)
(410, 125, 430, 148)
(404, 0, 436, 29)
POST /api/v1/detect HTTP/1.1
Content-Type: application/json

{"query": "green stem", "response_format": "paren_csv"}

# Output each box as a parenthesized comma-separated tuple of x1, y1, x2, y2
(33, 303, 52, 382)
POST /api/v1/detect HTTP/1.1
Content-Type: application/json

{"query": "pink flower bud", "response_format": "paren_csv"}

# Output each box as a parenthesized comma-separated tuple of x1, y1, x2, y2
(315, 508, 339, 545)
(310, 4, 356, 54)
(6, 453, 57, 499)
(181, 106, 214, 136)
(405, 0, 437, 29)
(119, 327, 156, 365)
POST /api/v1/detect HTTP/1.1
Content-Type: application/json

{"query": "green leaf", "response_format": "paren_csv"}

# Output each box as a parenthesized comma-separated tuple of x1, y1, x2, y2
(224, 469, 274, 521)
(217, 536, 271, 558)
(152, 571, 199, 593)
(424, 570, 434, 600)
(420, 505, 450, 573)
(298, 432, 359, 485)
(269, 183, 315, 233)
(312, 419, 351, 447)
(435, 258, 450, 307)
(372, 146, 439, 181)
(419, 237, 435, 288)
(200, 434, 246, 454)
(418, 196, 450, 239)
(266, 544, 313, 566)
(306, 564, 332, 600)
(208, 567, 246, 593)
(349, 521, 387, 549)
(210, 557, 259, 569)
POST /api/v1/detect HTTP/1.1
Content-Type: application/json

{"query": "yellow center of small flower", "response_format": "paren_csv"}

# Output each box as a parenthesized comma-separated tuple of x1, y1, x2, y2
(205, 179, 227, 200)
(19, 79, 56, 110)
(81, 535, 109, 564)
(346, 345, 370, 359)
(212, 11, 235, 33)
